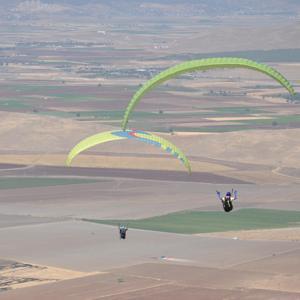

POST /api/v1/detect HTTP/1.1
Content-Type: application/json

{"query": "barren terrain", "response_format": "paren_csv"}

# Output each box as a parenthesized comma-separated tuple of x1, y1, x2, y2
(0, 4, 299, 298)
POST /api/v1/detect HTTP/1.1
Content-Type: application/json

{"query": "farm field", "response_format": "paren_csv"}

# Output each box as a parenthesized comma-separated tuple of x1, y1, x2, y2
(0, 1, 299, 298)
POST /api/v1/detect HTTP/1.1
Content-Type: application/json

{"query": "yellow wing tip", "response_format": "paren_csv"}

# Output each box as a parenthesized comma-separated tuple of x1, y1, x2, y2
(65, 157, 72, 167)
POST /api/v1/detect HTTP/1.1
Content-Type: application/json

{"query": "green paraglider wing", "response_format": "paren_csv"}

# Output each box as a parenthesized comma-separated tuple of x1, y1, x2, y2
(66, 131, 123, 167)
(122, 57, 296, 130)
(66, 129, 191, 173)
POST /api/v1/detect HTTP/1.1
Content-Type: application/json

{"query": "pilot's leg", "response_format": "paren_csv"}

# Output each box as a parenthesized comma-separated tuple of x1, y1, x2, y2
(222, 200, 226, 210)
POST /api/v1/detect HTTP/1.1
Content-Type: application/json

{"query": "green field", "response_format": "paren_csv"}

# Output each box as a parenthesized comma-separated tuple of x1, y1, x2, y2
(0, 177, 101, 189)
(40, 110, 159, 120)
(154, 125, 250, 133)
(84, 209, 300, 234)
(241, 114, 300, 126)
(211, 107, 266, 115)
(0, 99, 33, 110)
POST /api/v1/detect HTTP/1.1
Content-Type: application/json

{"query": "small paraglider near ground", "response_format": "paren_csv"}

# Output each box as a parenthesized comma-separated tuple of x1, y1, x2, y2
(119, 224, 128, 240)
(216, 189, 238, 212)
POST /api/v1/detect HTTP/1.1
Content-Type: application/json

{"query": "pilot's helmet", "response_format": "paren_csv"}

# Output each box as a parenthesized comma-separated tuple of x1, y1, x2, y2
(226, 192, 231, 197)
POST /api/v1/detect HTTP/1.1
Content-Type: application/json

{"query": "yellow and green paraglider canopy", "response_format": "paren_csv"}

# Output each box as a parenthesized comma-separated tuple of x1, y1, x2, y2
(122, 57, 295, 129)
(67, 129, 191, 173)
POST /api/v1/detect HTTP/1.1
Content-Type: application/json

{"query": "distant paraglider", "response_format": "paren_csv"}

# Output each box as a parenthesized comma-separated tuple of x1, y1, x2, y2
(216, 189, 238, 212)
(119, 224, 128, 240)
(66, 129, 191, 173)
(122, 57, 295, 129)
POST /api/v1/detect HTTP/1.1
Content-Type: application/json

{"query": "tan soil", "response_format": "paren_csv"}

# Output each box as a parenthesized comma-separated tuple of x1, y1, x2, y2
(196, 227, 300, 241)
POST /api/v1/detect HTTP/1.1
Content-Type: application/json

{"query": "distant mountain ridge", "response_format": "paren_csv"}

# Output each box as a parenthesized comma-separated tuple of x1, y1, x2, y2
(0, 0, 299, 18)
